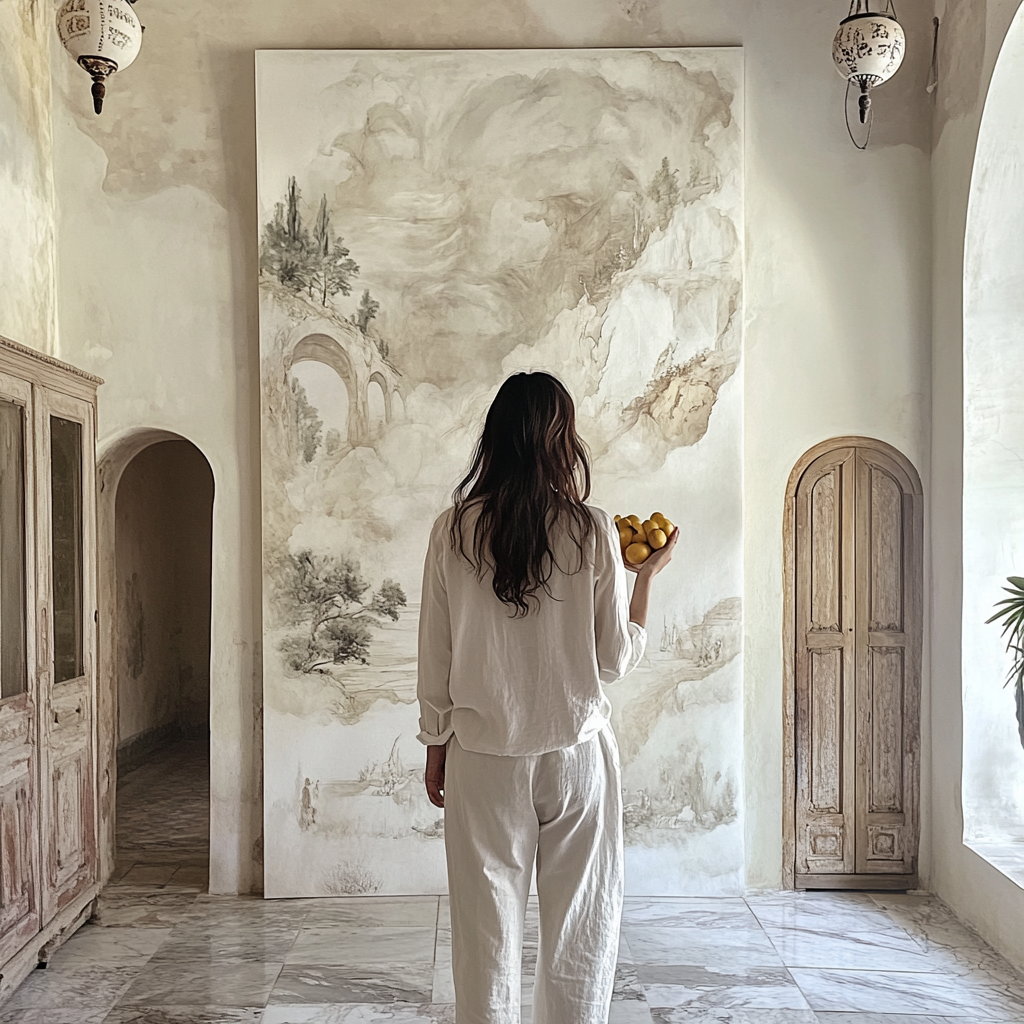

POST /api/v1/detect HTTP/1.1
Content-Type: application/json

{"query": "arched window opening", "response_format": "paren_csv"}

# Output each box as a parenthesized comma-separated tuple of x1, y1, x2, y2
(962, 1, 1024, 887)
(367, 378, 387, 437)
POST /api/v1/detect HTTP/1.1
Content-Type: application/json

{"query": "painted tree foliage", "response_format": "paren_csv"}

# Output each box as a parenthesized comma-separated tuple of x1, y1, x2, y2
(280, 550, 407, 673)
(290, 378, 322, 463)
(261, 178, 359, 306)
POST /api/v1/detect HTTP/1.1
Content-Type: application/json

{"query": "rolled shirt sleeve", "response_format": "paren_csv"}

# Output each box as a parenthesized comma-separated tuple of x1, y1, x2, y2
(593, 511, 647, 682)
(416, 517, 455, 745)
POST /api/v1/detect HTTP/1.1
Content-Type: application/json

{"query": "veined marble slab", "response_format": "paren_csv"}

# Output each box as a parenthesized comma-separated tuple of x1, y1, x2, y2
(269, 965, 434, 1005)
(638, 964, 811, 1010)
(286, 925, 437, 965)
(261, 1006, 456, 1023)
(790, 966, 1024, 1017)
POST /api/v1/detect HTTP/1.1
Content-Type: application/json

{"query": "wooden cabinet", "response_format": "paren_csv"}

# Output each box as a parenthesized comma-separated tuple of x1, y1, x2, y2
(784, 438, 923, 890)
(0, 339, 101, 999)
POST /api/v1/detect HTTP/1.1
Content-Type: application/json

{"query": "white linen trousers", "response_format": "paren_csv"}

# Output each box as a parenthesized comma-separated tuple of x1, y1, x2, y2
(444, 723, 624, 1024)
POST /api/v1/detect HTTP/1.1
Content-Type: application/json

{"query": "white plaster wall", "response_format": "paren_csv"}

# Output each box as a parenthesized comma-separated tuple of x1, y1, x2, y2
(962, 4, 1024, 845)
(45, 0, 935, 893)
(0, 0, 56, 354)
(931, 0, 1024, 973)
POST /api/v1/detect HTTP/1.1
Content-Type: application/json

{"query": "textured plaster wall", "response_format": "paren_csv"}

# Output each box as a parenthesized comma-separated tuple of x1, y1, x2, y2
(115, 440, 213, 749)
(931, 0, 1024, 972)
(0, 0, 56, 354)
(47, 0, 935, 893)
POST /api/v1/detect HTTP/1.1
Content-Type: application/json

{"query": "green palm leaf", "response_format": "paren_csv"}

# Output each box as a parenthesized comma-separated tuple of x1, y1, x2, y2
(989, 578, 1024, 750)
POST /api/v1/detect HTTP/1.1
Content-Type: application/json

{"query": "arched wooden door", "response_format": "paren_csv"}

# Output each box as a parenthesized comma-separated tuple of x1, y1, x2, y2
(783, 438, 923, 890)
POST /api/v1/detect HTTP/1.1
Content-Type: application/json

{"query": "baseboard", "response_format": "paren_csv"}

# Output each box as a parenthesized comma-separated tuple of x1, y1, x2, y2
(0, 885, 98, 1006)
(796, 872, 918, 891)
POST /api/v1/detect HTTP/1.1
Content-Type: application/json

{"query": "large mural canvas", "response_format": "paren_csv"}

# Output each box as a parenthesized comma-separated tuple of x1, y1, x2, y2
(256, 48, 744, 897)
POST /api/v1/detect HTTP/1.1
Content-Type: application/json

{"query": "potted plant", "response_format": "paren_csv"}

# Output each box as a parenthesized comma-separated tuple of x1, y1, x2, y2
(987, 576, 1024, 751)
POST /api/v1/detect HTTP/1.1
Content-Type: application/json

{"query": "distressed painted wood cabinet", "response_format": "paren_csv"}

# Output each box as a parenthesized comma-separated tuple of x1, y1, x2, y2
(0, 338, 101, 999)
(784, 437, 923, 890)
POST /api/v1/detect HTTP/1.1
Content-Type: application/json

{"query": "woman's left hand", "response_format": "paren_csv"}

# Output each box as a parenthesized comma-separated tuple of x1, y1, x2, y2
(425, 743, 447, 808)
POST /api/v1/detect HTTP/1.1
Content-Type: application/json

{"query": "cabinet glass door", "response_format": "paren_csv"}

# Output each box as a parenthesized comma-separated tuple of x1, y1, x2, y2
(0, 399, 27, 698)
(37, 389, 97, 922)
(0, 374, 40, 965)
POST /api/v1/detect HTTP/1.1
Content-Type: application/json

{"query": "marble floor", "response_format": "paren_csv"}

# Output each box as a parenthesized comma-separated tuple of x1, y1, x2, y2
(5, 743, 1024, 1023)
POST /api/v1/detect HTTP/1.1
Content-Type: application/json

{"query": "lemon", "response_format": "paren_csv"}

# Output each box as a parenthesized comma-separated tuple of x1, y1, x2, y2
(627, 515, 642, 528)
(618, 526, 635, 549)
(625, 541, 652, 564)
(648, 528, 668, 550)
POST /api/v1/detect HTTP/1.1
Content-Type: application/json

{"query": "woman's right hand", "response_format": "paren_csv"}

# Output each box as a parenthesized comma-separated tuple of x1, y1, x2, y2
(425, 743, 447, 808)
(626, 527, 679, 577)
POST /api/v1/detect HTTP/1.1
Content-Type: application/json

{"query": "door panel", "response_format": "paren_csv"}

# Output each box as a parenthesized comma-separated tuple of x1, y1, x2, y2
(855, 449, 919, 876)
(0, 373, 40, 963)
(36, 388, 97, 922)
(794, 449, 856, 875)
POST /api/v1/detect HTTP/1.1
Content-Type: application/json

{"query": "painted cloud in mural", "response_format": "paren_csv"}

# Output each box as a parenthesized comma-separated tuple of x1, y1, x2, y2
(256, 48, 744, 897)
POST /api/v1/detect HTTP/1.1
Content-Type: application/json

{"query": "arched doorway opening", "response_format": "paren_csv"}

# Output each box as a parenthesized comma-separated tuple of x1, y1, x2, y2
(962, 1, 1024, 882)
(111, 438, 214, 885)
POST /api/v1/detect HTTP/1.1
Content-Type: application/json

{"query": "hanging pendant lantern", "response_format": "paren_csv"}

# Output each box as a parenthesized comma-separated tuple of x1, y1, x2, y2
(832, 0, 905, 147)
(56, 0, 143, 115)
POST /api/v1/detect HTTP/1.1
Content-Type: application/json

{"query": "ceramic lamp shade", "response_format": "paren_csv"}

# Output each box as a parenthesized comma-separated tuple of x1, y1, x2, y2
(56, 0, 143, 114)
(832, 13, 906, 89)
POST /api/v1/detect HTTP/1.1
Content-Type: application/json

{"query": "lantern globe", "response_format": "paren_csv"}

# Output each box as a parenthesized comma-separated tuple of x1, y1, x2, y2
(56, 0, 143, 114)
(832, 13, 906, 89)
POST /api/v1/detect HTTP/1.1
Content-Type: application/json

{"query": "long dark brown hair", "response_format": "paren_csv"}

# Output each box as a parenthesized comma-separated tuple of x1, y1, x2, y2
(450, 372, 594, 616)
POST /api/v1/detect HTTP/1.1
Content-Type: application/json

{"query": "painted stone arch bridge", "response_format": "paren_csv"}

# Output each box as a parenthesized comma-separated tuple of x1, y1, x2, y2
(285, 318, 403, 447)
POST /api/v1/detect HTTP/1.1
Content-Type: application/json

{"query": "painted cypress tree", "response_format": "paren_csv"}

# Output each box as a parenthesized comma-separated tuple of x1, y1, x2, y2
(310, 194, 359, 307)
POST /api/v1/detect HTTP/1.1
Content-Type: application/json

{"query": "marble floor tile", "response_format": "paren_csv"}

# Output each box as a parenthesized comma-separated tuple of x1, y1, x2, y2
(758, 927, 941, 972)
(431, 961, 455, 1004)
(0, 1010, 109, 1024)
(261, 1006, 456, 1023)
(638, 965, 812, 1011)
(608, 1001, 655, 1023)
(147, 924, 300, 963)
(625, 925, 783, 969)
(624, 898, 757, 928)
(120, 865, 183, 888)
(48, 925, 172, 967)
(91, 892, 201, 929)
(813, 1014, 1012, 1024)
(869, 892, 1024, 993)
(101, 1010, 263, 1024)
(789, 967, 1024, 1017)
(166, 866, 209, 892)
(3, 965, 141, 1010)
(649, 1011, 818, 1023)
(286, 925, 436, 965)
(269, 965, 434, 1005)
(117, 961, 283, 1007)
(298, 898, 439, 929)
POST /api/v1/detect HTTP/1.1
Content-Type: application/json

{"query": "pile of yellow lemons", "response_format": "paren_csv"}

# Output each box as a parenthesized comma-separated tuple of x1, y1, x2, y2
(614, 512, 675, 565)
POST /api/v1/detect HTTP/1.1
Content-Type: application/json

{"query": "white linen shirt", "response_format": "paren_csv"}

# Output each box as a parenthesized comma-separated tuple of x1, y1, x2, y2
(416, 504, 646, 756)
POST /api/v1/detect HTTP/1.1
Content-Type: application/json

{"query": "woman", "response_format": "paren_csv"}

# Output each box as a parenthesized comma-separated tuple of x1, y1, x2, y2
(417, 372, 677, 1024)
